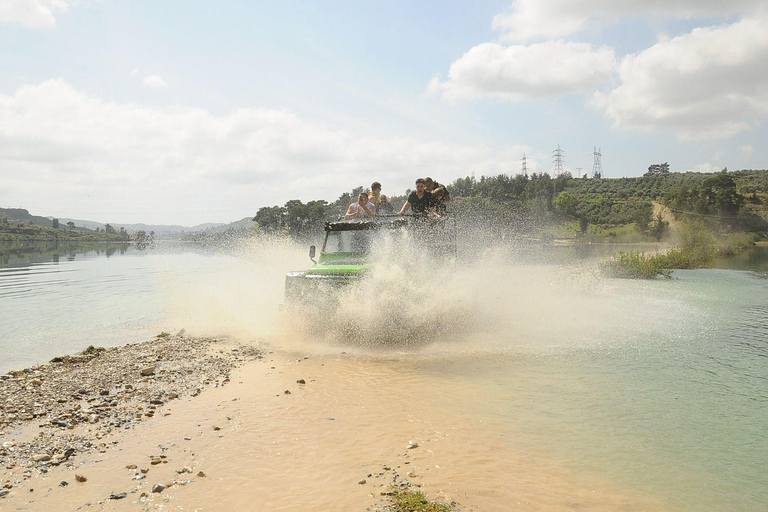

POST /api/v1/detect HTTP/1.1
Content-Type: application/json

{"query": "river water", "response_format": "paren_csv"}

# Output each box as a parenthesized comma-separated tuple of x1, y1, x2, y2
(1, 239, 767, 510)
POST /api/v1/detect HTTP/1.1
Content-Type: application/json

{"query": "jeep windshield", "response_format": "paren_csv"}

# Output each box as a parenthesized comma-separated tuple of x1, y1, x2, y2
(318, 217, 455, 263)
(323, 230, 376, 254)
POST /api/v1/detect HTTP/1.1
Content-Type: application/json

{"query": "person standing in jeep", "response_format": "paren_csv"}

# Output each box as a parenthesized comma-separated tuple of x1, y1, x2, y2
(398, 178, 436, 216)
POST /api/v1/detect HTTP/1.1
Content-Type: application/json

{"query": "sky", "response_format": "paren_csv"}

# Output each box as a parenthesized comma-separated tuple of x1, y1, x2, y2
(1, 0, 767, 226)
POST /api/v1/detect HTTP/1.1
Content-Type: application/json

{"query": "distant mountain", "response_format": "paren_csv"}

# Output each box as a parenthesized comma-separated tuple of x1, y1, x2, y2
(196, 217, 254, 234)
(1, 207, 228, 235)
(179, 217, 256, 241)
(53, 218, 226, 235)
(1, 208, 56, 228)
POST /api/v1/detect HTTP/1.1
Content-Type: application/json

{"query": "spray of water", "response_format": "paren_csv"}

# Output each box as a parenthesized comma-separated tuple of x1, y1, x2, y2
(162, 224, 700, 356)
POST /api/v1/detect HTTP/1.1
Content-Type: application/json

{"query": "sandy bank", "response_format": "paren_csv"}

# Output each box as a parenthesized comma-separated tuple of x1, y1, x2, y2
(1, 336, 673, 511)
(0, 337, 441, 511)
(0, 334, 262, 509)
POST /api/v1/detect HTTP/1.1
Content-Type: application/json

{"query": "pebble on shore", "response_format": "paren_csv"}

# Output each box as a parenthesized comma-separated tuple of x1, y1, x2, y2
(0, 334, 262, 474)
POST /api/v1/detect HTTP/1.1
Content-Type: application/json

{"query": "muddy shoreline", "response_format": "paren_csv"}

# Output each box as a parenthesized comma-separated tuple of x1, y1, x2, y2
(0, 334, 262, 502)
(2, 331, 669, 511)
(0, 336, 444, 511)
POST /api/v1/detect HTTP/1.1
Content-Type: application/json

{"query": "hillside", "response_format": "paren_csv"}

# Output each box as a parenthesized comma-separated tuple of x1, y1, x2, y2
(0, 208, 226, 238)
(0, 222, 129, 242)
(53, 218, 225, 235)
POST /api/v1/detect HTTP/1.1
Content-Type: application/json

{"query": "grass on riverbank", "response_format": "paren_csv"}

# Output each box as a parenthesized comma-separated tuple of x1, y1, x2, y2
(390, 490, 454, 512)
(601, 219, 759, 279)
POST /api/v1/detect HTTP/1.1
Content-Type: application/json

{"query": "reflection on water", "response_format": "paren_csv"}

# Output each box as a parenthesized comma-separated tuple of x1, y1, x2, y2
(715, 244, 768, 271)
(0, 240, 132, 268)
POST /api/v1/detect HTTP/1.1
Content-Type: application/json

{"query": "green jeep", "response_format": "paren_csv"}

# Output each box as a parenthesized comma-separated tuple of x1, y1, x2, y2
(283, 216, 455, 308)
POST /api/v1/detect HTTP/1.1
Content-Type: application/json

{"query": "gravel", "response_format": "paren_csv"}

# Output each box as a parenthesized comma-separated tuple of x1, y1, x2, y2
(0, 333, 262, 473)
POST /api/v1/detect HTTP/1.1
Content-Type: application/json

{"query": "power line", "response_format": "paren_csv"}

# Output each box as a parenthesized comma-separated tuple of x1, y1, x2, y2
(552, 144, 564, 177)
(592, 147, 603, 179)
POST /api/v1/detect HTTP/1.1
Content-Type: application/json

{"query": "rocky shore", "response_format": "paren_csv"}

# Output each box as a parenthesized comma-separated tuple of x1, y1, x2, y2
(0, 333, 262, 496)
(0, 335, 462, 511)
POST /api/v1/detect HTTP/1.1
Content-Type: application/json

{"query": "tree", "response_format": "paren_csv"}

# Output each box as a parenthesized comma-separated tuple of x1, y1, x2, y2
(253, 206, 286, 233)
(553, 191, 578, 217)
(52, 218, 59, 229)
(648, 214, 669, 240)
(645, 162, 670, 176)
(134, 230, 155, 250)
(701, 169, 743, 217)
(105, 223, 116, 234)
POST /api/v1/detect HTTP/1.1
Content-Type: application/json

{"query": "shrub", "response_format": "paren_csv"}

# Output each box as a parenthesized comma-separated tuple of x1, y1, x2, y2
(676, 219, 716, 266)
(716, 232, 757, 256)
(600, 250, 673, 279)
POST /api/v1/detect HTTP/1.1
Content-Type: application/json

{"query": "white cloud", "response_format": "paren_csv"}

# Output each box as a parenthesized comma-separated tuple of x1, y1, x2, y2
(594, 14, 768, 140)
(0, 80, 524, 225)
(738, 145, 754, 156)
(428, 41, 616, 102)
(130, 67, 140, 76)
(0, 0, 82, 28)
(143, 75, 168, 88)
(689, 162, 721, 173)
(493, 0, 765, 42)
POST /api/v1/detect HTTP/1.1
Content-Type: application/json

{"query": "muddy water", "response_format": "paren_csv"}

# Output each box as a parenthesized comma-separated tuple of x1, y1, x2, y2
(3, 353, 667, 511)
(2, 241, 768, 510)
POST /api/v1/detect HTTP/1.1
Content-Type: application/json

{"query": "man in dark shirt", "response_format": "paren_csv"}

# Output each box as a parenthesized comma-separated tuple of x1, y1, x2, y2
(425, 177, 450, 202)
(398, 178, 436, 215)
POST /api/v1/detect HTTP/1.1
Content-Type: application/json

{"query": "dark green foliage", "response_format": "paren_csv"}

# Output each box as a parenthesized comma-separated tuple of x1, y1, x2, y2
(133, 230, 155, 250)
(645, 162, 670, 176)
(0, 221, 129, 242)
(647, 214, 669, 240)
(701, 170, 743, 218)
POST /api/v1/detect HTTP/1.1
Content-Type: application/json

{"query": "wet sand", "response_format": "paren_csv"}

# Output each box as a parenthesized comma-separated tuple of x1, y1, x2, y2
(1, 336, 672, 511)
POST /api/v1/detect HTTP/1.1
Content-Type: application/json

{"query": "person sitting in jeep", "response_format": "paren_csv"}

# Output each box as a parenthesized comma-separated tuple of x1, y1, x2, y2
(425, 177, 450, 202)
(345, 192, 375, 220)
(398, 178, 436, 216)
(432, 186, 448, 216)
(368, 181, 382, 213)
(378, 194, 394, 214)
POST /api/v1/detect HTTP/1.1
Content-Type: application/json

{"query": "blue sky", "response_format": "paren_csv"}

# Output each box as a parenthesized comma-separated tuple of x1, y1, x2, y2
(1, 0, 767, 225)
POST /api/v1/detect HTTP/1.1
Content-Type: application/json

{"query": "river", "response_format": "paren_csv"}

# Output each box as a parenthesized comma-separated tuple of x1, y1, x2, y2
(1, 239, 767, 510)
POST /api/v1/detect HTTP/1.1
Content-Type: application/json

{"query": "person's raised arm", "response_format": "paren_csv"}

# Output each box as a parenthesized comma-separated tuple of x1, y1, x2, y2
(398, 201, 410, 216)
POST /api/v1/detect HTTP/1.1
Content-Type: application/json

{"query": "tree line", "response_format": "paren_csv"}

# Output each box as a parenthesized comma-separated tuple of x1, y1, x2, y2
(252, 167, 768, 242)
